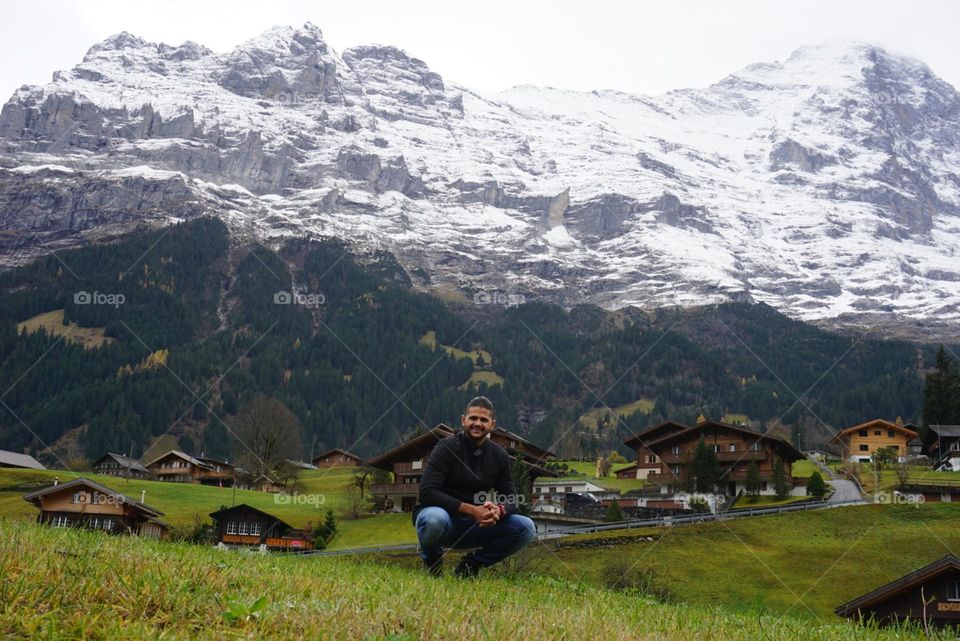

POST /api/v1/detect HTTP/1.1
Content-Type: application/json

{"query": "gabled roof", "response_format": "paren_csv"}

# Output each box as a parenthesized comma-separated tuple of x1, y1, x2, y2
(365, 424, 457, 471)
(196, 455, 234, 468)
(286, 459, 319, 470)
(645, 421, 804, 462)
(830, 419, 919, 444)
(143, 449, 213, 470)
(208, 503, 292, 530)
(835, 555, 960, 617)
(311, 448, 364, 464)
(23, 477, 163, 517)
(0, 449, 46, 470)
(623, 421, 690, 449)
(925, 425, 960, 439)
(93, 452, 149, 474)
(491, 427, 556, 462)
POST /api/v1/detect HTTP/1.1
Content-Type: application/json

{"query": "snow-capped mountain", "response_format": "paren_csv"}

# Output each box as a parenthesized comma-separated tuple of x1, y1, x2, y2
(1, 24, 959, 339)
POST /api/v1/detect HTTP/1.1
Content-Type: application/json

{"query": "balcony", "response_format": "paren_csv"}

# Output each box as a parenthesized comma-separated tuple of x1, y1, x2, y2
(716, 450, 767, 462)
(370, 482, 420, 496)
(392, 461, 425, 475)
(153, 466, 193, 475)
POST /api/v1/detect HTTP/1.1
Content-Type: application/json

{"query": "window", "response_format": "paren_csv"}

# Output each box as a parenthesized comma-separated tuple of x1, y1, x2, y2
(750, 442, 761, 451)
(761, 482, 768, 492)
(874, 430, 882, 436)
(250, 522, 261, 536)
(565, 486, 573, 493)
(729, 444, 737, 452)
(412, 460, 423, 470)
(52, 515, 70, 528)
(103, 519, 113, 531)
(951, 442, 960, 452)
(226, 521, 237, 535)
(859, 444, 870, 452)
(550, 487, 557, 494)
(859, 430, 868, 437)
(239, 522, 250, 536)
(671, 445, 681, 455)
(646, 455, 657, 464)
(948, 580, 960, 602)
(713, 444, 721, 452)
(671, 465, 681, 475)
(888, 430, 896, 438)
(89, 517, 101, 530)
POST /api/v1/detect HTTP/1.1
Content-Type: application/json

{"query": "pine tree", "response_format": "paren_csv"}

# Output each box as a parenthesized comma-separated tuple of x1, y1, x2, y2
(806, 471, 827, 500)
(745, 461, 762, 500)
(691, 437, 721, 493)
(605, 501, 625, 522)
(772, 457, 790, 499)
(923, 347, 960, 427)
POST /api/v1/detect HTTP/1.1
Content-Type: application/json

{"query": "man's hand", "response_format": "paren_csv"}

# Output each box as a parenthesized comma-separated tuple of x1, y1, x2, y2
(478, 501, 501, 527)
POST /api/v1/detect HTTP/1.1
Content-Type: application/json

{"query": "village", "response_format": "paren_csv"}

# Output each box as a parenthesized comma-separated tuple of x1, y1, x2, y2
(4, 415, 960, 629)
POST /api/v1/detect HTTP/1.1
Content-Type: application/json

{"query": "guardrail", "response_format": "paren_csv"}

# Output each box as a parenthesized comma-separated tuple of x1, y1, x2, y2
(300, 498, 867, 556)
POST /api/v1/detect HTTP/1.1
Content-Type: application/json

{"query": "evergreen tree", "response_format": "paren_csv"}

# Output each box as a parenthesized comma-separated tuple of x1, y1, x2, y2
(806, 471, 827, 500)
(605, 500, 625, 522)
(923, 347, 960, 427)
(691, 437, 721, 493)
(745, 461, 762, 500)
(772, 457, 790, 499)
(510, 458, 533, 516)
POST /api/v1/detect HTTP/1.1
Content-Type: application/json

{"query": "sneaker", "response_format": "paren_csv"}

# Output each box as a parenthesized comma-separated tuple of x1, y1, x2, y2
(422, 554, 443, 577)
(453, 555, 483, 579)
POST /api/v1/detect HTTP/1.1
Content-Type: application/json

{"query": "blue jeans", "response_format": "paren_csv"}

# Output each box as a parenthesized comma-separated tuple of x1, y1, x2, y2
(415, 506, 536, 566)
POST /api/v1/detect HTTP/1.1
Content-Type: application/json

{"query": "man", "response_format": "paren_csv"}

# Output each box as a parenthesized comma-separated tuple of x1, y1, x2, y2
(413, 396, 536, 577)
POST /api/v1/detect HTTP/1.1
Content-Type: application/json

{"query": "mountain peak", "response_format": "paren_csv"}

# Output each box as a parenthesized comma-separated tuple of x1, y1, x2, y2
(84, 31, 151, 58)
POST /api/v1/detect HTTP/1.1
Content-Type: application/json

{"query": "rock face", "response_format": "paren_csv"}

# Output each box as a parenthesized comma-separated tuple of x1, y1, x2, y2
(1, 28, 960, 338)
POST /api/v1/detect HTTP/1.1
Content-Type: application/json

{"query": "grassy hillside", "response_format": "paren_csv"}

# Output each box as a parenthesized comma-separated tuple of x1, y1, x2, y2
(0, 519, 930, 641)
(532, 503, 960, 619)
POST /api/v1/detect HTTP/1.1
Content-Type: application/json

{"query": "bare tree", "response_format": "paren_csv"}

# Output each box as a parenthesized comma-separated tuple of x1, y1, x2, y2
(231, 396, 303, 477)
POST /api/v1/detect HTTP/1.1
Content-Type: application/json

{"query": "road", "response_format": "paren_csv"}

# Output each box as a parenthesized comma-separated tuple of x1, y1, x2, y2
(827, 479, 863, 503)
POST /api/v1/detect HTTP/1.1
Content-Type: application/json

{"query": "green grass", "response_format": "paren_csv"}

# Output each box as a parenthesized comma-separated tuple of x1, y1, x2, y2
(550, 460, 650, 492)
(419, 330, 492, 365)
(858, 468, 959, 495)
(729, 495, 812, 509)
(536, 503, 960, 620)
(16, 308, 114, 349)
(459, 370, 504, 389)
(721, 413, 750, 425)
(578, 398, 655, 429)
(791, 459, 819, 479)
(0, 518, 932, 640)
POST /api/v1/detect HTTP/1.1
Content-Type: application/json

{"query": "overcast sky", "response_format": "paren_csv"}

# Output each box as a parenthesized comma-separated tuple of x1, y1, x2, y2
(2, 0, 959, 101)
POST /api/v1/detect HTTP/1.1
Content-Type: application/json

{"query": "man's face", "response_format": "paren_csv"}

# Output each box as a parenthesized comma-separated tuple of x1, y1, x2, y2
(461, 406, 496, 443)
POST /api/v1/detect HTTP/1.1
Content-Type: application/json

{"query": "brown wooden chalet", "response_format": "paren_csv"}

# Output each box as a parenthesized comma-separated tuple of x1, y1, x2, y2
(23, 477, 169, 539)
(625, 420, 804, 496)
(143, 450, 236, 486)
(312, 448, 365, 468)
(195, 455, 237, 487)
(836, 555, 960, 628)
(620, 421, 689, 480)
(367, 424, 558, 512)
(209, 504, 314, 551)
(92, 453, 150, 479)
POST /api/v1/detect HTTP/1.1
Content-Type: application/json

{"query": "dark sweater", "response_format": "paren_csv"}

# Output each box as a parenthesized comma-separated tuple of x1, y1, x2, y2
(415, 431, 521, 520)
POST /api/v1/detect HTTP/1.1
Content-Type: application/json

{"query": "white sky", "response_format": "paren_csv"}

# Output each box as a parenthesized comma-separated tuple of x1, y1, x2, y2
(2, 0, 959, 101)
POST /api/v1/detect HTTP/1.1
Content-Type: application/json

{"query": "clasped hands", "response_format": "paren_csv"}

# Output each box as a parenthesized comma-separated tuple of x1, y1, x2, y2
(469, 500, 502, 527)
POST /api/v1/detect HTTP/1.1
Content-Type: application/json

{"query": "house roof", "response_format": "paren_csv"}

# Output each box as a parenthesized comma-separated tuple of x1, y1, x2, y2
(926, 425, 960, 438)
(829, 419, 919, 444)
(195, 455, 234, 468)
(623, 421, 689, 450)
(22, 477, 163, 517)
(645, 421, 805, 462)
(312, 448, 364, 464)
(143, 449, 213, 470)
(0, 449, 46, 470)
(490, 427, 556, 462)
(93, 452, 149, 474)
(286, 459, 319, 470)
(835, 555, 960, 617)
(252, 474, 280, 484)
(208, 503, 292, 530)
(365, 425, 457, 470)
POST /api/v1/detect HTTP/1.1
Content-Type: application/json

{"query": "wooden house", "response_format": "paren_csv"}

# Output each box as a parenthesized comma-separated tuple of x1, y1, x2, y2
(922, 425, 960, 471)
(621, 421, 689, 479)
(252, 474, 285, 493)
(0, 449, 45, 470)
(836, 555, 960, 628)
(312, 448, 364, 468)
(830, 419, 919, 464)
(92, 453, 150, 479)
(209, 504, 313, 551)
(23, 477, 168, 539)
(144, 450, 214, 483)
(625, 420, 804, 497)
(367, 424, 557, 512)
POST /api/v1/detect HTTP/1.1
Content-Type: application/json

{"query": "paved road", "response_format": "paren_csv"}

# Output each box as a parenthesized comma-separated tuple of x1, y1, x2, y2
(828, 479, 863, 503)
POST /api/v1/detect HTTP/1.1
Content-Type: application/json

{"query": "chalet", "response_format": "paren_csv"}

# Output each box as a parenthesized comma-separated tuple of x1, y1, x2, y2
(626, 420, 805, 498)
(0, 449, 45, 470)
(23, 477, 169, 539)
(312, 448, 364, 468)
(195, 455, 237, 487)
(209, 504, 313, 551)
(922, 425, 960, 472)
(836, 555, 960, 628)
(830, 419, 919, 464)
(144, 450, 213, 483)
(92, 453, 150, 479)
(621, 421, 689, 480)
(367, 424, 558, 512)
(252, 474, 285, 493)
